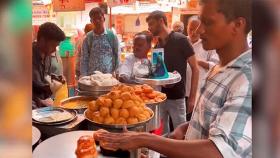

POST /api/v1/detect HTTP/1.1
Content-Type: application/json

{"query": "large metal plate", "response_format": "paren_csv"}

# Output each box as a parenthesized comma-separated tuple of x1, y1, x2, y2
(32, 107, 76, 124)
(135, 72, 181, 86)
(32, 126, 41, 146)
(32, 107, 77, 126)
(33, 130, 117, 158)
(145, 97, 167, 106)
(84, 108, 154, 129)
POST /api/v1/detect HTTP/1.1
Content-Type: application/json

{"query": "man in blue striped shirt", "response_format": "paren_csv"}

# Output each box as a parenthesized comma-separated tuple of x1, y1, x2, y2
(80, 7, 119, 76)
(98, 0, 252, 157)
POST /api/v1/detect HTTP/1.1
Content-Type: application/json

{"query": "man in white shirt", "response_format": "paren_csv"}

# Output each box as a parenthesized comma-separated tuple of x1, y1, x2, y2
(185, 15, 219, 117)
(172, 21, 185, 34)
(118, 31, 153, 83)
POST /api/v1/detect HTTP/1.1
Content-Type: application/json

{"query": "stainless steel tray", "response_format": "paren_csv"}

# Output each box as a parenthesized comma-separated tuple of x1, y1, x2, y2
(135, 72, 181, 86)
(33, 131, 122, 158)
(76, 89, 108, 99)
(78, 81, 115, 92)
(84, 108, 154, 129)
(32, 126, 41, 146)
(32, 108, 77, 126)
(145, 97, 167, 106)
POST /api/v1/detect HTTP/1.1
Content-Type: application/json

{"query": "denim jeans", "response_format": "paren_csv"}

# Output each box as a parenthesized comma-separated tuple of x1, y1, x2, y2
(160, 98, 186, 134)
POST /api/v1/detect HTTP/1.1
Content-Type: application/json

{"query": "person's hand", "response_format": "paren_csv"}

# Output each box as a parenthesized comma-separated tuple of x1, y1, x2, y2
(49, 80, 63, 94)
(187, 97, 195, 113)
(197, 60, 210, 70)
(168, 124, 186, 140)
(51, 74, 65, 84)
(93, 129, 109, 142)
(98, 131, 143, 151)
(39, 98, 54, 107)
(118, 74, 130, 83)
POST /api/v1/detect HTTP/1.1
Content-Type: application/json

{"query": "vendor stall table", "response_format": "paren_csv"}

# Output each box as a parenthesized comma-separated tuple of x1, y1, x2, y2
(33, 130, 160, 158)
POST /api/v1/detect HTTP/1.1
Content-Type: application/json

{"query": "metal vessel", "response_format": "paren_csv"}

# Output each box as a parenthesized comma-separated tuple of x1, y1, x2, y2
(145, 98, 166, 131)
(76, 89, 108, 99)
(60, 96, 95, 113)
(84, 108, 154, 158)
(84, 108, 154, 132)
(135, 72, 181, 86)
(77, 82, 114, 99)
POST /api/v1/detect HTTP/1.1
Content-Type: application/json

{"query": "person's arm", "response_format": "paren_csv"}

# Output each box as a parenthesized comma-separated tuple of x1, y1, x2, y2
(141, 134, 223, 158)
(197, 60, 210, 70)
(32, 67, 53, 107)
(198, 50, 220, 70)
(32, 68, 52, 98)
(115, 34, 121, 68)
(208, 72, 252, 158)
(118, 55, 133, 83)
(98, 132, 222, 158)
(187, 55, 199, 113)
(168, 122, 189, 140)
(80, 36, 90, 77)
(207, 50, 220, 69)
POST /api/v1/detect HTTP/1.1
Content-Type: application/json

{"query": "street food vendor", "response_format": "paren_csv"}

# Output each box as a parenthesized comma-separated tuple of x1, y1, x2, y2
(118, 31, 153, 83)
(97, 0, 252, 157)
(32, 22, 66, 108)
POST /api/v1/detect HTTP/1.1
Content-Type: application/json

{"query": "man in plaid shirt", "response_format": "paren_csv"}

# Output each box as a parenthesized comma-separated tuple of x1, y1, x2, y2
(185, 49, 252, 157)
(98, 0, 252, 157)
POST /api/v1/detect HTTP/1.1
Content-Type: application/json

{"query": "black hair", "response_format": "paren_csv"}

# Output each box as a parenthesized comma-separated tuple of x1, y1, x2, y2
(135, 31, 153, 45)
(37, 22, 65, 42)
(146, 10, 168, 26)
(200, 0, 252, 34)
(89, 7, 105, 18)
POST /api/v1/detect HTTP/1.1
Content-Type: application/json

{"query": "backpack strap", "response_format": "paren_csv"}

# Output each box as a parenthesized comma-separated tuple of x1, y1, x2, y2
(86, 30, 119, 72)
(86, 31, 94, 54)
(106, 29, 118, 71)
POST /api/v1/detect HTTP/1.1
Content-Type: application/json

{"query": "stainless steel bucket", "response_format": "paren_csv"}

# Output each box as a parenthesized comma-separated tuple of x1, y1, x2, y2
(146, 104, 161, 131)
(76, 82, 113, 99)
(76, 89, 108, 99)
(145, 99, 166, 131)
(84, 108, 153, 132)
(84, 109, 154, 158)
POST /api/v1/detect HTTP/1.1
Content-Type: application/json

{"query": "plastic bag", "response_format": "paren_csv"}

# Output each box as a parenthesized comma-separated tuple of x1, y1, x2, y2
(132, 59, 151, 78)
(53, 83, 68, 106)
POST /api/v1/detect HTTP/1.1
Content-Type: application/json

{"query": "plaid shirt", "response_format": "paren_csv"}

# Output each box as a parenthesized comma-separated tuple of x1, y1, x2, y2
(185, 49, 252, 158)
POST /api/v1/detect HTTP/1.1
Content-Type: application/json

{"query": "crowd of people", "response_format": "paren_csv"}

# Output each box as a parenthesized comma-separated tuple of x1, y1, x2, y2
(32, 0, 252, 157)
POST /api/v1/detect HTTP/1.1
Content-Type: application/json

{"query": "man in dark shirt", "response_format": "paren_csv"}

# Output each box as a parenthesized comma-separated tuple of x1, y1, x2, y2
(32, 22, 66, 108)
(146, 11, 199, 134)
